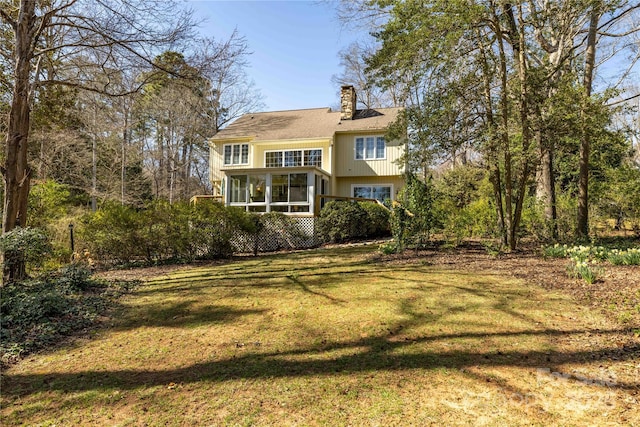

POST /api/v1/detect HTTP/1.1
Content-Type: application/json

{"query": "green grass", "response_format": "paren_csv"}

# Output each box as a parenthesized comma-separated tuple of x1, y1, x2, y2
(1, 245, 637, 426)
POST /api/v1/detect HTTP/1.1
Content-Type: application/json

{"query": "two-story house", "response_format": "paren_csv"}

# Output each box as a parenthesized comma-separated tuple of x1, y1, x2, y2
(209, 85, 404, 216)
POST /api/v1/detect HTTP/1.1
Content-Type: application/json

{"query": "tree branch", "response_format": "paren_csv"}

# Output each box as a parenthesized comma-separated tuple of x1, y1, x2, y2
(0, 6, 17, 30)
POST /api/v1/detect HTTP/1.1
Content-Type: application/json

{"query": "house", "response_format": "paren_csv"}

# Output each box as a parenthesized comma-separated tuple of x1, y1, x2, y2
(208, 85, 404, 216)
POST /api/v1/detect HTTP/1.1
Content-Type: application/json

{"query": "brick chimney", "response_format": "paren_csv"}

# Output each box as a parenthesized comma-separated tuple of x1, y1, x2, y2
(340, 85, 357, 120)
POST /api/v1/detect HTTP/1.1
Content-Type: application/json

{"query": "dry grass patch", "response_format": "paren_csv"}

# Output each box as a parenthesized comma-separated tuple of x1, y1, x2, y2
(2, 245, 638, 426)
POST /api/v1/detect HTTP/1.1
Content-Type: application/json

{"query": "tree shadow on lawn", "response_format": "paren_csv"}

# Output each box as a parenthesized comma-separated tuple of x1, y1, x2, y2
(3, 327, 638, 398)
(137, 258, 381, 292)
(130, 262, 435, 300)
(134, 244, 383, 288)
(114, 299, 267, 329)
(5, 246, 638, 406)
(116, 267, 565, 333)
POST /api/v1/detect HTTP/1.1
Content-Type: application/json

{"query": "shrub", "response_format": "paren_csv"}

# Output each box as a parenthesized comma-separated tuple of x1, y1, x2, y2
(596, 165, 640, 232)
(80, 201, 145, 264)
(27, 180, 72, 229)
(52, 264, 95, 291)
(390, 173, 438, 252)
(360, 201, 391, 237)
(555, 193, 579, 241)
(190, 202, 249, 259)
(317, 200, 368, 243)
(0, 267, 132, 364)
(435, 172, 496, 245)
(80, 200, 252, 264)
(0, 227, 52, 278)
(436, 165, 486, 209)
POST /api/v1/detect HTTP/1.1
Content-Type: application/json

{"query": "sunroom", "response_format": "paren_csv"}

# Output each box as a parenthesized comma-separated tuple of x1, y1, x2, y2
(222, 167, 330, 215)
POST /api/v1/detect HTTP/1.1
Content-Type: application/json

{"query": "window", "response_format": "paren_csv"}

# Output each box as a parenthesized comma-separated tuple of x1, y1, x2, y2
(284, 150, 302, 167)
(230, 174, 266, 204)
(230, 175, 248, 203)
(271, 174, 289, 202)
(353, 185, 392, 202)
(289, 173, 308, 202)
(265, 151, 282, 168)
(223, 143, 249, 165)
(227, 172, 312, 213)
(249, 175, 266, 202)
(305, 149, 322, 167)
(355, 136, 385, 160)
(272, 173, 309, 203)
(265, 149, 322, 168)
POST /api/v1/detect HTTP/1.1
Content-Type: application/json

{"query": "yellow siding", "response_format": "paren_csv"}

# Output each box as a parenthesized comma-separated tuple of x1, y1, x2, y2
(334, 132, 404, 177)
(209, 133, 405, 200)
(209, 143, 225, 182)
(335, 176, 404, 200)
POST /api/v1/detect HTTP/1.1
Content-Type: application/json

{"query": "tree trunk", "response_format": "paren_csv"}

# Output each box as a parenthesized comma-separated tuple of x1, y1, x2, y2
(91, 105, 98, 211)
(476, 27, 506, 245)
(537, 139, 558, 239)
(2, 0, 36, 284)
(122, 108, 129, 205)
(509, 4, 532, 251)
(493, 5, 516, 249)
(578, 7, 599, 237)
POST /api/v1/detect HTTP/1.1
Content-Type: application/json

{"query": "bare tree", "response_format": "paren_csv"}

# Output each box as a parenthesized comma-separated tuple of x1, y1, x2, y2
(192, 32, 265, 132)
(0, 0, 195, 282)
(332, 41, 404, 108)
(136, 35, 263, 202)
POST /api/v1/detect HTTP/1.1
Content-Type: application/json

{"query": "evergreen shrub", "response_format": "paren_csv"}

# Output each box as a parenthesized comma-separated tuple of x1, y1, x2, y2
(316, 200, 369, 243)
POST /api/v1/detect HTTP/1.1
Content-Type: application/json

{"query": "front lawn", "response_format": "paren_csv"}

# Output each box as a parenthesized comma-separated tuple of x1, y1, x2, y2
(2, 244, 638, 425)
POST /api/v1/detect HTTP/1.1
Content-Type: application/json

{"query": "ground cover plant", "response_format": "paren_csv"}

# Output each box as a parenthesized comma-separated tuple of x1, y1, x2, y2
(543, 243, 640, 284)
(0, 265, 134, 366)
(1, 244, 638, 425)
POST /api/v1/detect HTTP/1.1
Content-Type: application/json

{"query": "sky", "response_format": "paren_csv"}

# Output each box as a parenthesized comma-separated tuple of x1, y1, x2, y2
(188, 0, 365, 112)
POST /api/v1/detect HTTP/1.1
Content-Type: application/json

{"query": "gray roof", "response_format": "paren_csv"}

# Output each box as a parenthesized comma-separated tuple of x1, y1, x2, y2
(211, 107, 402, 142)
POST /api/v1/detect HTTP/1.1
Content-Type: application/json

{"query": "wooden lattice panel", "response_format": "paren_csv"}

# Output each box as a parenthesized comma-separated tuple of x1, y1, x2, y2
(231, 216, 322, 253)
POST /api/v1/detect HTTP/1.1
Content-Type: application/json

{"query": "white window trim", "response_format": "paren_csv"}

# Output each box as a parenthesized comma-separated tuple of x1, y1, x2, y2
(354, 136, 386, 160)
(226, 172, 315, 214)
(223, 143, 250, 166)
(351, 184, 394, 201)
(264, 148, 323, 168)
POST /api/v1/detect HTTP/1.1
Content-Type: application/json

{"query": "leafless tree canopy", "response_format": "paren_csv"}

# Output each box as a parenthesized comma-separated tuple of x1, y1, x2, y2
(0, 0, 262, 281)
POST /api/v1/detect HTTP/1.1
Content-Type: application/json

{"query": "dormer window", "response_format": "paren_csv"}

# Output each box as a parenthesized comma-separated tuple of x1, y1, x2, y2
(355, 136, 385, 160)
(224, 143, 249, 165)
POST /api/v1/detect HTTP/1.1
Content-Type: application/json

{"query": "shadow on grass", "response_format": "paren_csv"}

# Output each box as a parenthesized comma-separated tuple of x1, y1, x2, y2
(138, 258, 380, 292)
(116, 299, 267, 329)
(285, 275, 347, 303)
(4, 244, 638, 403)
(3, 327, 638, 398)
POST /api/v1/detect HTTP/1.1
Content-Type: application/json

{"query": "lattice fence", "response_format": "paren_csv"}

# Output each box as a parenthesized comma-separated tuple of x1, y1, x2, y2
(231, 216, 323, 254)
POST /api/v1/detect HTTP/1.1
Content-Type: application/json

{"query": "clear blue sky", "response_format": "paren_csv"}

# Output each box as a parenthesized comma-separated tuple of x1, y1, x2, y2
(188, 0, 365, 112)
